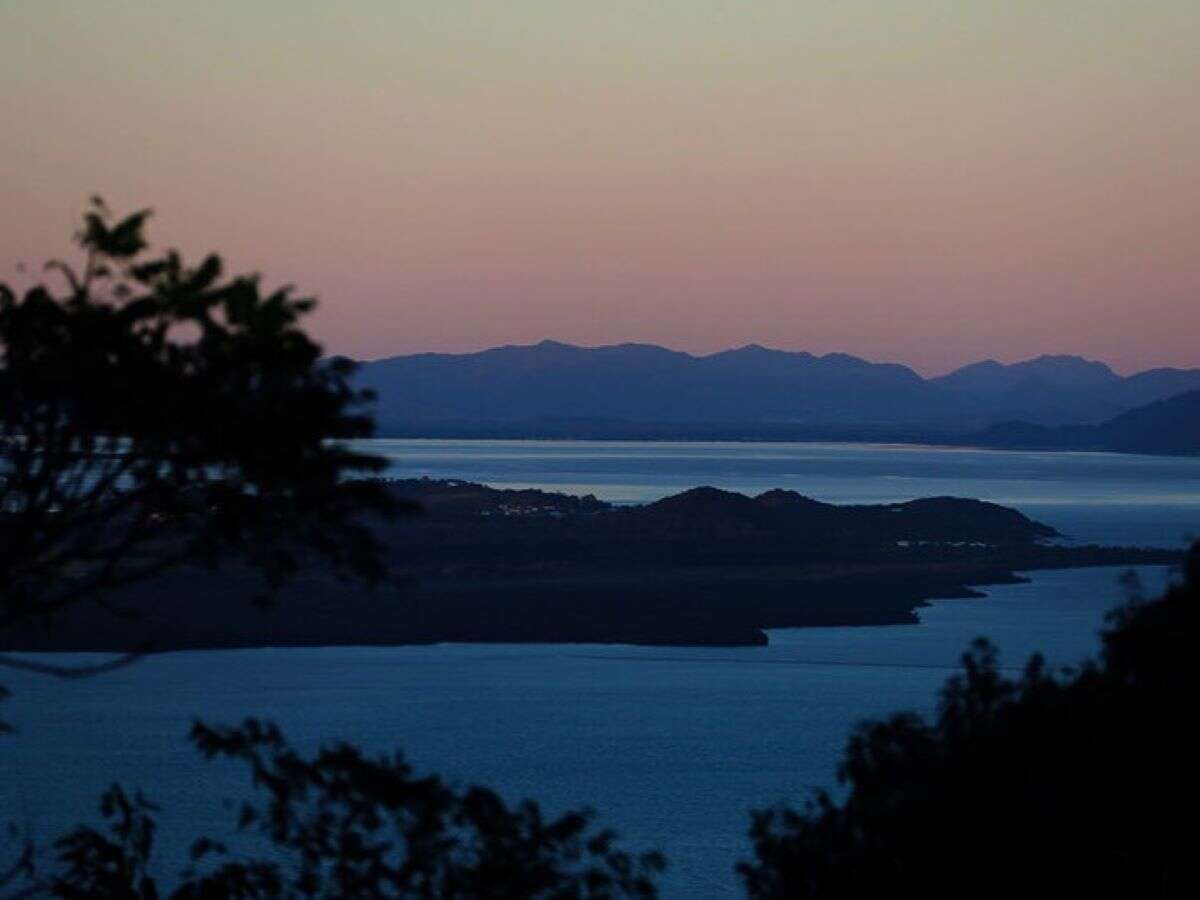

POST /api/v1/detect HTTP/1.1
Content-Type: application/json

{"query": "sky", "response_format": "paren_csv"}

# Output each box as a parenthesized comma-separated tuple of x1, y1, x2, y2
(1, 1, 1197, 376)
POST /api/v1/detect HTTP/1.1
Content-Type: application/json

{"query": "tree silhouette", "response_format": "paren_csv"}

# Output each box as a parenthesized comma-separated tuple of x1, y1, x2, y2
(42, 720, 664, 899)
(0, 198, 397, 671)
(739, 544, 1196, 899)
(0, 202, 663, 898)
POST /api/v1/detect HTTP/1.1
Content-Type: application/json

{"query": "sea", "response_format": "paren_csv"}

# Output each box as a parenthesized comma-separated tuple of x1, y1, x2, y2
(2, 441, 1197, 897)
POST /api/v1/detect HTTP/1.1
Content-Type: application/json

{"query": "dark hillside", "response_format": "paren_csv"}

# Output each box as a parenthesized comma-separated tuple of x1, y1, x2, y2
(2, 480, 1175, 653)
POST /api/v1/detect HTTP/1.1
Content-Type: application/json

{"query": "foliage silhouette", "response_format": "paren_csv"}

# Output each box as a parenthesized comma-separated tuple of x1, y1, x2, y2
(0, 202, 663, 898)
(0, 198, 398, 654)
(739, 543, 1197, 899)
(42, 720, 664, 899)
(0, 198, 411, 739)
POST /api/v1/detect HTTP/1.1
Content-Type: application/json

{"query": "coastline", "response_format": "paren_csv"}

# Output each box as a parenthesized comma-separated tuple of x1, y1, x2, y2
(1, 552, 1179, 655)
(3, 479, 1184, 654)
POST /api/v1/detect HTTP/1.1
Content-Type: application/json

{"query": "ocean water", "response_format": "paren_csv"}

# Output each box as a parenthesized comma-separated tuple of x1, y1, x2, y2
(1, 442, 1197, 897)
(360, 439, 1200, 547)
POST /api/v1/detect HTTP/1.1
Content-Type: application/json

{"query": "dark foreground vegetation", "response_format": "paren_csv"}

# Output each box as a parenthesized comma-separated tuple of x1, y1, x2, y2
(0, 201, 663, 899)
(2, 204, 1193, 897)
(35, 719, 664, 898)
(740, 542, 1196, 899)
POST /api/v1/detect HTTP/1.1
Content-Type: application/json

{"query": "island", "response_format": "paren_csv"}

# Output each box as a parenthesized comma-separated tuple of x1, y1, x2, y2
(1, 480, 1180, 652)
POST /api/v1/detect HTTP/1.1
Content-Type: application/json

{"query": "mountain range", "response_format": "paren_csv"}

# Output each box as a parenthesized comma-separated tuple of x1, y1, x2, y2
(972, 390, 1200, 455)
(352, 341, 1200, 447)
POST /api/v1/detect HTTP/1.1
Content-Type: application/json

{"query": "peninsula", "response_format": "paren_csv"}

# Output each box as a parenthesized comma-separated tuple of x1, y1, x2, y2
(2, 480, 1179, 653)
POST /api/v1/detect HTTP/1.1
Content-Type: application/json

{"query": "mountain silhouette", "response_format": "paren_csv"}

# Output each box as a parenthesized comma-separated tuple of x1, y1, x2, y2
(972, 389, 1200, 454)
(352, 341, 1200, 436)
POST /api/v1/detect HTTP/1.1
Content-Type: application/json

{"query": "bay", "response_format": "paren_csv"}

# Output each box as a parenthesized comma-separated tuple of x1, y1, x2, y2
(2, 441, 1196, 896)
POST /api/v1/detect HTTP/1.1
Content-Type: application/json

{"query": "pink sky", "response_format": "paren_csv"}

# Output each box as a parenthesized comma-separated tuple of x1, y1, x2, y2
(2, 1, 1197, 375)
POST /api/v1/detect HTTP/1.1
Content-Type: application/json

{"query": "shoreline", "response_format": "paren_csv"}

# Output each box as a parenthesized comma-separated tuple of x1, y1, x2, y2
(1, 556, 1180, 655)
(2, 479, 1184, 654)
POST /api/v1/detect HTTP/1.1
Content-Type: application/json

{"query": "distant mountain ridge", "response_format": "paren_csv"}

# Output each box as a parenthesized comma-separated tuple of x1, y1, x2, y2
(352, 340, 1200, 438)
(971, 390, 1200, 455)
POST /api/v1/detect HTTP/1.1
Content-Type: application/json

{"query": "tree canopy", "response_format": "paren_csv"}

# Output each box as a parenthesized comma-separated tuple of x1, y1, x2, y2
(0, 199, 397, 650)
(0, 202, 663, 899)
(40, 720, 664, 899)
(739, 544, 1196, 899)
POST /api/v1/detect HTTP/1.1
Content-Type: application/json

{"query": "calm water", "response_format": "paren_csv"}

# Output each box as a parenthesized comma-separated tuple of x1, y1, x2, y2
(360, 439, 1200, 547)
(2, 442, 1197, 897)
